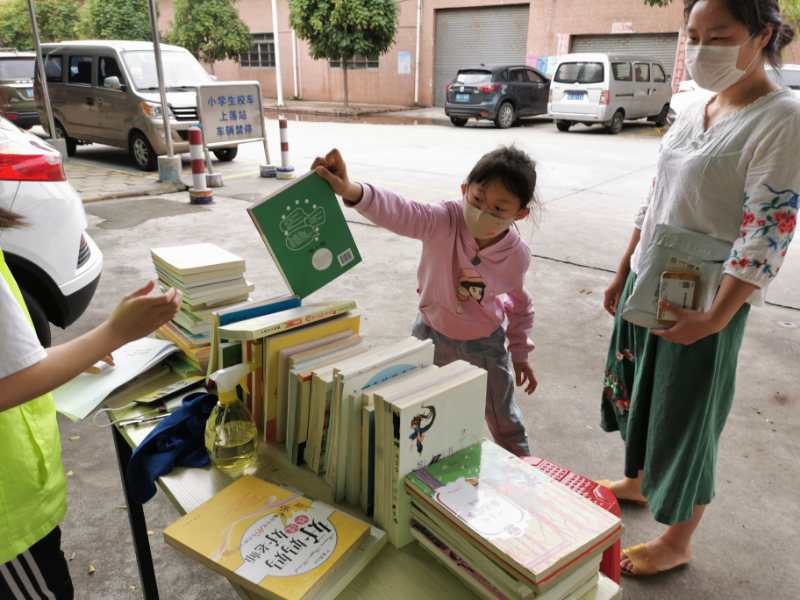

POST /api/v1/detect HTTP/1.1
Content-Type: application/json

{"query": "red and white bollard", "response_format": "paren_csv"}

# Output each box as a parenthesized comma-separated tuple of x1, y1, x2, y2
(188, 126, 213, 204)
(276, 117, 294, 180)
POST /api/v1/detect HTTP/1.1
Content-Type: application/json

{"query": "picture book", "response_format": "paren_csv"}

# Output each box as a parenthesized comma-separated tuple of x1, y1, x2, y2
(332, 337, 435, 504)
(163, 476, 371, 600)
(381, 361, 487, 548)
(262, 314, 361, 443)
(248, 172, 362, 299)
(405, 440, 622, 591)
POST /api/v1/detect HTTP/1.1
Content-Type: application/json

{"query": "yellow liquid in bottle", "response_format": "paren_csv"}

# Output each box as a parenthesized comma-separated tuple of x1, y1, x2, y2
(206, 420, 258, 473)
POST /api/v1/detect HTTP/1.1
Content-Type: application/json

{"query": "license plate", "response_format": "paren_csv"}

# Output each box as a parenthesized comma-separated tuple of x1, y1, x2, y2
(24, 88, 33, 98)
(566, 91, 585, 100)
(455, 93, 470, 103)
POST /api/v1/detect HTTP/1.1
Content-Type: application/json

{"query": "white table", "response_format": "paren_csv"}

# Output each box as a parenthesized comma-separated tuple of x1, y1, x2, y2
(107, 382, 479, 600)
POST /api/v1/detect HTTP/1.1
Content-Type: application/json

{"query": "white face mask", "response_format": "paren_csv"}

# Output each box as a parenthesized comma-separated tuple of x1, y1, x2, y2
(462, 197, 516, 240)
(685, 38, 759, 93)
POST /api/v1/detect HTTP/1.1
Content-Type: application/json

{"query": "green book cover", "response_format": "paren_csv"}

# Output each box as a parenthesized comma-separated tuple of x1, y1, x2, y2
(248, 172, 361, 298)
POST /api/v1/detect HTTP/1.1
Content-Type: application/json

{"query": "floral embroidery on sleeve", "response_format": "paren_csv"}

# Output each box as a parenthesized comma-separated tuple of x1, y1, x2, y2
(726, 185, 798, 285)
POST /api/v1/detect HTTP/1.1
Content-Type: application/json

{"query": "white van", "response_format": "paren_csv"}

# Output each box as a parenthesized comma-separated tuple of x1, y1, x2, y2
(548, 53, 673, 134)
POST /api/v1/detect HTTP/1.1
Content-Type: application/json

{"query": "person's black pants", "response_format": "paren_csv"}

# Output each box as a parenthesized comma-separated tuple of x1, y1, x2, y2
(0, 527, 73, 599)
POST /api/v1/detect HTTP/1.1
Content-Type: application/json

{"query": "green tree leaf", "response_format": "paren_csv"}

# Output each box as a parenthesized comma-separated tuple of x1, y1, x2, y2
(289, 0, 398, 105)
(80, 0, 153, 41)
(0, 0, 81, 50)
(166, 0, 251, 66)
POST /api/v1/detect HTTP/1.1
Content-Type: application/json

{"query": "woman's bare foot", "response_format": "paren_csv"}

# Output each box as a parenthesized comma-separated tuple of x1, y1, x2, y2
(621, 536, 692, 576)
(599, 478, 647, 504)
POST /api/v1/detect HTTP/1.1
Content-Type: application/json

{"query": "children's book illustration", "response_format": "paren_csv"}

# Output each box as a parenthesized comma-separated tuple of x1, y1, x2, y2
(409, 405, 436, 454)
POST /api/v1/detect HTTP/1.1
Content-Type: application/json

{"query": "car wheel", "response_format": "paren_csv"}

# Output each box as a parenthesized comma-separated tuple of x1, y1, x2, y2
(607, 110, 625, 135)
(651, 104, 670, 127)
(450, 117, 468, 127)
(212, 147, 238, 161)
(129, 131, 157, 171)
(555, 120, 572, 132)
(495, 102, 516, 129)
(20, 288, 51, 348)
(54, 120, 77, 157)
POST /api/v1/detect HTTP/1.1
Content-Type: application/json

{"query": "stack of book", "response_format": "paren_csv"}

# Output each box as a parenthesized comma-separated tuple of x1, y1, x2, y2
(151, 243, 255, 371)
(405, 440, 623, 600)
(164, 475, 386, 600)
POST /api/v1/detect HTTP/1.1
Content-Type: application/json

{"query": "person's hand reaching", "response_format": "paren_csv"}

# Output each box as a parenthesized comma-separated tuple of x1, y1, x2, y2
(106, 281, 181, 346)
(311, 149, 364, 204)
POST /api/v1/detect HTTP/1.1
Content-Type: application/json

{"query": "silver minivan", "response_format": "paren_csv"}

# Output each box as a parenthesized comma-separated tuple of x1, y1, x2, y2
(548, 53, 673, 134)
(34, 40, 238, 170)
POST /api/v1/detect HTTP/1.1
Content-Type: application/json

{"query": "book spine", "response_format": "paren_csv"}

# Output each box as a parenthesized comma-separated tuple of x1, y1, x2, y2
(390, 404, 401, 540)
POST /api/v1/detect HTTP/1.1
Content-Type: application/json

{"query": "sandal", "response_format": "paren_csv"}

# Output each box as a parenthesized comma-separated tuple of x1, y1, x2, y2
(595, 479, 647, 506)
(621, 544, 689, 577)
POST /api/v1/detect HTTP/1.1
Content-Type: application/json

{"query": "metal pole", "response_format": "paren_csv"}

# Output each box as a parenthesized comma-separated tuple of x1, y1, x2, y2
(27, 0, 57, 140)
(270, 0, 285, 106)
(291, 29, 299, 99)
(147, 0, 174, 156)
(414, 0, 422, 105)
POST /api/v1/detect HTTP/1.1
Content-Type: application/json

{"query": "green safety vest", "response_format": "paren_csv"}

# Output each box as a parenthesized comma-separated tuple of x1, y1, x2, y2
(0, 250, 66, 564)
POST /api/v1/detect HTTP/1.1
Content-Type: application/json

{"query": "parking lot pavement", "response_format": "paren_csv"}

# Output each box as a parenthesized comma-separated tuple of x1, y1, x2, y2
(64, 157, 186, 202)
(53, 119, 799, 599)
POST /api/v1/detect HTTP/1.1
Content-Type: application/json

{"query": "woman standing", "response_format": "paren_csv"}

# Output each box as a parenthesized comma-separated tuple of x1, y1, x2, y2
(600, 0, 799, 577)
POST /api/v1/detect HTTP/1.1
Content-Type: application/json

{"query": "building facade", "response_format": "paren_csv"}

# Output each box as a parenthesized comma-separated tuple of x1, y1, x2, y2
(157, 0, 797, 107)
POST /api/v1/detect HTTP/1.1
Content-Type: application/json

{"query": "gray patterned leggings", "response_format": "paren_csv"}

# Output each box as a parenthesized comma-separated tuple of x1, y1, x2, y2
(411, 316, 531, 456)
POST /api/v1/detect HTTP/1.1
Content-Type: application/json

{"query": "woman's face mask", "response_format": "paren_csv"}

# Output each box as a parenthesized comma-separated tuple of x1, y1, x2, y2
(462, 197, 516, 240)
(685, 36, 761, 93)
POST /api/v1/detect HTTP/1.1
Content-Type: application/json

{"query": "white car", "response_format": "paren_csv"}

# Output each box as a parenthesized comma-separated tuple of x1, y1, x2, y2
(668, 64, 800, 125)
(0, 116, 103, 346)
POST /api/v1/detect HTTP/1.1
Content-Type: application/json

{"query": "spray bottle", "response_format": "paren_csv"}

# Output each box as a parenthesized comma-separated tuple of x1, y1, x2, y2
(204, 363, 258, 473)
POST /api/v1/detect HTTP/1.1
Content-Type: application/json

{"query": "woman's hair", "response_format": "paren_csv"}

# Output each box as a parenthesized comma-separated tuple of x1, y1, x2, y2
(466, 145, 539, 209)
(685, 0, 796, 68)
(0, 208, 25, 229)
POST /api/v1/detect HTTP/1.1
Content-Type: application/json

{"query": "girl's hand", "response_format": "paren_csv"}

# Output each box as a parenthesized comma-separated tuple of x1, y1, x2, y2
(603, 272, 628, 316)
(311, 149, 363, 204)
(513, 361, 538, 395)
(650, 301, 722, 346)
(106, 281, 182, 347)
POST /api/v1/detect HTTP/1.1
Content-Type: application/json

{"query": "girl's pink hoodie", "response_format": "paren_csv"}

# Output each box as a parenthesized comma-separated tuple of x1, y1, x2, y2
(351, 184, 534, 362)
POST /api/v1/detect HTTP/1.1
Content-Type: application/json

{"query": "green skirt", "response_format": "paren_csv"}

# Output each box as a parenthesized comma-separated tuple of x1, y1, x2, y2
(601, 273, 750, 525)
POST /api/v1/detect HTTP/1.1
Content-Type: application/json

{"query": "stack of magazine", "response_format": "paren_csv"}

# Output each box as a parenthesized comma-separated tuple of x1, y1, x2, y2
(405, 440, 624, 600)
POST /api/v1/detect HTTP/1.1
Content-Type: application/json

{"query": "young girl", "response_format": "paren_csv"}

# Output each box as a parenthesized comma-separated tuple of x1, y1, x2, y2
(0, 207, 181, 599)
(600, 0, 798, 578)
(313, 146, 538, 456)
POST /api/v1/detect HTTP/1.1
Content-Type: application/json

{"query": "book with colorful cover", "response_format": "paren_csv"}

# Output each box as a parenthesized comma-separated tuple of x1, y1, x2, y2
(381, 361, 487, 548)
(267, 317, 361, 444)
(163, 476, 373, 600)
(262, 313, 361, 443)
(405, 440, 622, 591)
(247, 172, 362, 299)
(332, 338, 435, 505)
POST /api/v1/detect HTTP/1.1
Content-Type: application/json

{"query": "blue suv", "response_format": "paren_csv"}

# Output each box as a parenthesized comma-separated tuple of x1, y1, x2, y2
(444, 65, 551, 129)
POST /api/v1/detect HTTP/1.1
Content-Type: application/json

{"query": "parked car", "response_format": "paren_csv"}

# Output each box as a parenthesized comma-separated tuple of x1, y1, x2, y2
(0, 49, 39, 130)
(0, 115, 103, 346)
(548, 53, 673, 134)
(667, 64, 800, 125)
(444, 65, 550, 128)
(34, 40, 237, 171)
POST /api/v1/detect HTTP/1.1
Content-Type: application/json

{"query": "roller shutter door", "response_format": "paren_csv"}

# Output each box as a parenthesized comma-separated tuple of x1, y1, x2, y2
(570, 33, 680, 79)
(434, 5, 530, 106)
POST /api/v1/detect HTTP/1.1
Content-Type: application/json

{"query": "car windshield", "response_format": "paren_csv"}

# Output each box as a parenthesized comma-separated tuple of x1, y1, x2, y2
(555, 62, 604, 84)
(456, 71, 493, 85)
(122, 50, 212, 90)
(0, 58, 35, 81)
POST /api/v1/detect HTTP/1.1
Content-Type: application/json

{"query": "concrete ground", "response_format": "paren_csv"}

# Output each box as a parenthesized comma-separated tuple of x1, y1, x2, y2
(50, 116, 798, 600)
